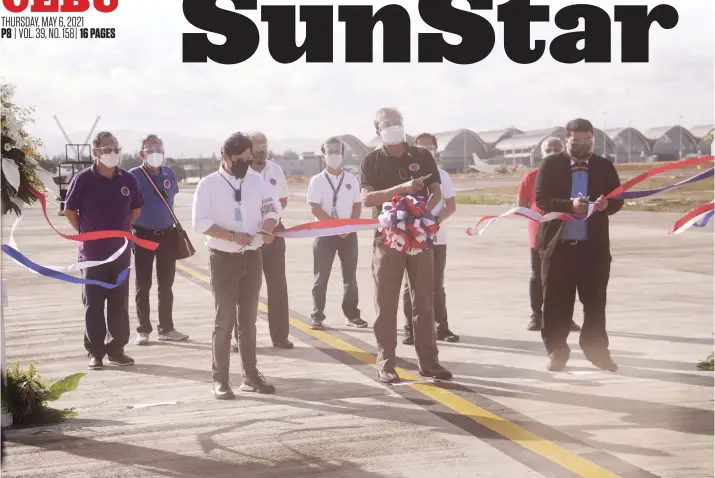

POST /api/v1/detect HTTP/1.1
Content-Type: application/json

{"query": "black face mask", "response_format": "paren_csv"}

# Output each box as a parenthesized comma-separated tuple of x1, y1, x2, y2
(567, 144, 592, 161)
(231, 160, 250, 178)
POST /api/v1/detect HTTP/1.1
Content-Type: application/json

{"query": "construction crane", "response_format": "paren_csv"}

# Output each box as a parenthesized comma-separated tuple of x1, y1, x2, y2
(52, 115, 99, 215)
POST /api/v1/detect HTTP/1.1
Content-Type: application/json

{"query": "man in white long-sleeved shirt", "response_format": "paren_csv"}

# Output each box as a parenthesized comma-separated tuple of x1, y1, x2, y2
(192, 132, 281, 400)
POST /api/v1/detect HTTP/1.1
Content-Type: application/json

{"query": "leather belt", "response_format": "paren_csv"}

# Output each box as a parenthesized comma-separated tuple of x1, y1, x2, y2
(134, 226, 174, 236)
(559, 240, 587, 245)
(209, 248, 258, 257)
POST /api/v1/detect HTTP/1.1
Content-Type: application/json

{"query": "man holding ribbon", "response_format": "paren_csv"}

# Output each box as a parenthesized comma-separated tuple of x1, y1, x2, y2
(361, 107, 452, 384)
(192, 132, 280, 399)
(519, 137, 581, 333)
(130, 134, 189, 346)
(402, 133, 459, 344)
(307, 137, 366, 330)
(243, 131, 294, 350)
(535, 119, 622, 372)
(64, 131, 144, 370)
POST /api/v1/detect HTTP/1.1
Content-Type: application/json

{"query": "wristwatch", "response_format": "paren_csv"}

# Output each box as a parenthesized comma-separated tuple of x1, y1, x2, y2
(227, 232, 235, 242)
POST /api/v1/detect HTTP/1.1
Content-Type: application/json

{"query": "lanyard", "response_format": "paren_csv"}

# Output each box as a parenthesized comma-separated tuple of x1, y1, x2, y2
(219, 172, 243, 203)
(324, 171, 345, 209)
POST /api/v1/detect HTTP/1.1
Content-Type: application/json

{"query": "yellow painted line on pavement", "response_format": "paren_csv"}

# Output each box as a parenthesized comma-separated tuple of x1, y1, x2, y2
(176, 262, 621, 478)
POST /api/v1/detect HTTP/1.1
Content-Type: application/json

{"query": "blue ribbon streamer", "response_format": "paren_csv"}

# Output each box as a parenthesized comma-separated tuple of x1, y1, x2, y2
(1, 245, 129, 289)
(694, 210, 714, 228)
(614, 168, 713, 200)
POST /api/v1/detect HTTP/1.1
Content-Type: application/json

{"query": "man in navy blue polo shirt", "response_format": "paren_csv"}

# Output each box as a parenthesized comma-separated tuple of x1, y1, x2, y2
(65, 131, 145, 370)
(130, 134, 189, 346)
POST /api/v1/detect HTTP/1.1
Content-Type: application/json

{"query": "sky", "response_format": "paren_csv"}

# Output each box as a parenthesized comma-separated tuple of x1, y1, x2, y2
(1, 0, 713, 153)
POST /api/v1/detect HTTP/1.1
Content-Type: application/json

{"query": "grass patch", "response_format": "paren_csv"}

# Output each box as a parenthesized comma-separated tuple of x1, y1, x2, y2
(697, 352, 714, 371)
(456, 193, 509, 205)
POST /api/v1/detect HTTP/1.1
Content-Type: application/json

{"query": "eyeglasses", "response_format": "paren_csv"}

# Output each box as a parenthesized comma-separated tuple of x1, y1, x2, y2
(567, 139, 594, 146)
(143, 147, 164, 154)
(97, 146, 121, 154)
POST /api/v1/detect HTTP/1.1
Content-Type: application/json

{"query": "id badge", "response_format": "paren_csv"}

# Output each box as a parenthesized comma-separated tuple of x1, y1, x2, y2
(235, 207, 243, 222)
(330, 207, 338, 218)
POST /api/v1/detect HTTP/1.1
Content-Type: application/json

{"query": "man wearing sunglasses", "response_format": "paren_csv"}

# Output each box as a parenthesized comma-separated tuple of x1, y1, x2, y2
(192, 132, 281, 399)
(518, 137, 581, 333)
(360, 107, 452, 384)
(535, 119, 623, 373)
(64, 131, 144, 370)
(130, 134, 189, 346)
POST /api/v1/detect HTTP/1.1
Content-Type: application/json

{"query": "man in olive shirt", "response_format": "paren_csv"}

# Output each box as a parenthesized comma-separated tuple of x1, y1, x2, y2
(360, 107, 452, 384)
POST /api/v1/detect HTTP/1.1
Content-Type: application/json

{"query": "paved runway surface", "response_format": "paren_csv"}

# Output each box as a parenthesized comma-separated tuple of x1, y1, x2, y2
(1, 191, 713, 478)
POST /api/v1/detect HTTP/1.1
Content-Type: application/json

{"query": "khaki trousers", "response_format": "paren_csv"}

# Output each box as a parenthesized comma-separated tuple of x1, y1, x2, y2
(371, 240, 439, 372)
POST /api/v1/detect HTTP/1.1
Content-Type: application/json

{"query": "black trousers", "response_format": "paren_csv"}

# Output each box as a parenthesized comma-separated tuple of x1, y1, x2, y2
(82, 263, 130, 359)
(403, 244, 449, 333)
(541, 242, 611, 356)
(133, 226, 177, 335)
(529, 248, 543, 318)
(58, 189, 67, 211)
(311, 233, 360, 322)
(258, 224, 290, 343)
(210, 249, 262, 383)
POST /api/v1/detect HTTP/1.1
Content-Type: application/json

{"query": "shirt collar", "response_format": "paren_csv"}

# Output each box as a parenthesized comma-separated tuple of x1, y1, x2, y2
(379, 142, 410, 158)
(91, 163, 122, 177)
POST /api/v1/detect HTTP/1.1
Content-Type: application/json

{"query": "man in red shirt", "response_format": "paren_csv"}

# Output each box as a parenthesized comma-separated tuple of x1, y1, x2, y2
(518, 137, 581, 332)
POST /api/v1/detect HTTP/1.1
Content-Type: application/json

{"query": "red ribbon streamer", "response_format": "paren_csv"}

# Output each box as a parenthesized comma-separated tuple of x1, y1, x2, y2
(28, 186, 159, 251)
(606, 156, 714, 199)
(668, 201, 715, 235)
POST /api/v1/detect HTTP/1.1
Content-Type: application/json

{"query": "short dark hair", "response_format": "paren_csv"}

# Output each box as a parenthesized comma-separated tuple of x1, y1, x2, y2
(414, 133, 438, 148)
(140, 134, 162, 150)
(373, 107, 402, 130)
(565, 118, 594, 136)
(221, 132, 252, 157)
(92, 131, 116, 148)
(320, 137, 344, 154)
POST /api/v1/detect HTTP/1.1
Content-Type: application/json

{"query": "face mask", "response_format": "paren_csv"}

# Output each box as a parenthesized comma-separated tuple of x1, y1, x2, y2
(380, 125, 405, 145)
(146, 152, 164, 167)
(543, 150, 561, 157)
(231, 159, 250, 178)
(567, 143, 593, 161)
(253, 150, 268, 163)
(326, 154, 343, 169)
(99, 153, 120, 168)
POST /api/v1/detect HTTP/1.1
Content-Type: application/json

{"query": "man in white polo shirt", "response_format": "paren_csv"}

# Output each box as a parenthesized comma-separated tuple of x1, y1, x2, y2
(244, 131, 294, 350)
(306, 137, 367, 330)
(192, 132, 281, 400)
(402, 133, 459, 344)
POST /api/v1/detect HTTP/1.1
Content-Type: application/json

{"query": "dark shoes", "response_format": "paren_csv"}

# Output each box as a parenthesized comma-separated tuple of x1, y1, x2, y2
(345, 317, 368, 328)
(108, 353, 135, 366)
(403, 328, 459, 344)
(436, 329, 459, 342)
(402, 331, 414, 345)
(310, 319, 324, 330)
(418, 364, 453, 380)
(588, 353, 618, 372)
(240, 372, 276, 394)
(212, 381, 235, 400)
(547, 350, 569, 372)
(88, 356, 103, 370)
(377, 370, 401, 384)
(89, 352, 134, 369)
(272, 339, 294, 349)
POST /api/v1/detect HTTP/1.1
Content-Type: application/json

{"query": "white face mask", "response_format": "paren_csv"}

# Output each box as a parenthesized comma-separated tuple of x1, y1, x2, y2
(325, 154, 343, 169)
(146, 152, 164, 167)
(99, 153, 121, 168)
(380, 125, 405, 145)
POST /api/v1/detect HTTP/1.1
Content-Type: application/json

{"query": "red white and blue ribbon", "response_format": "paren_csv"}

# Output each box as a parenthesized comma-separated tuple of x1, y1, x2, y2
(274, 218, 381, 239)
(1, 187, 157, 289)
(377, 195, 439, 255)
(467, 156, 714, 236)
(668, 201, 715, 235)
